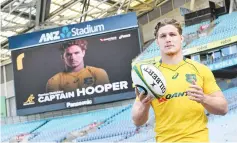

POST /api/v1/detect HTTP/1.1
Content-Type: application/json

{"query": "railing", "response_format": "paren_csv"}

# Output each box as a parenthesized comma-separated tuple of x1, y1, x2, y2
(1, 0, 37, 31)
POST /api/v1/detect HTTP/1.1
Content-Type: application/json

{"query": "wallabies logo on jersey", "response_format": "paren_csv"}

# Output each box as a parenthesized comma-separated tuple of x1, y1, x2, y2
(84, 77, 94, 85)
(185, 74, 197, 84)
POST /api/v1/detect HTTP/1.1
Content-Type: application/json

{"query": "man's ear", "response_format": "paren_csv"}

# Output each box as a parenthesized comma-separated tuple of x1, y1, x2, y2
(181, 35, 184, 44)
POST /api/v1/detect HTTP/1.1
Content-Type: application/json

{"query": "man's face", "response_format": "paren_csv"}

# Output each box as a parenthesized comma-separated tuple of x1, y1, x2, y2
(156, 24, 183, 56)
(63, 45, 85, 68)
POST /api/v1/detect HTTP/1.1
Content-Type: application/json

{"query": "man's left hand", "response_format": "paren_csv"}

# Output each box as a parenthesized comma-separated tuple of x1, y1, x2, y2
(186, 81, 206, 103)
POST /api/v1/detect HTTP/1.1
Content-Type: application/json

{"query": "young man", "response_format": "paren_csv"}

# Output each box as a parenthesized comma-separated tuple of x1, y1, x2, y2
(132, 18, 228, 142)
(46, 39, 110, 92)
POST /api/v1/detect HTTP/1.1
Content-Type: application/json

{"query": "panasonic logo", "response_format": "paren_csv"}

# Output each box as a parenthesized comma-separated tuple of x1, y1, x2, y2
(66, 99, 93, 108)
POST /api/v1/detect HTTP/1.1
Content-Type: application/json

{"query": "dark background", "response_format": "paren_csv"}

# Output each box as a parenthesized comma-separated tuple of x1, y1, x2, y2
(11, 28, 141, 109)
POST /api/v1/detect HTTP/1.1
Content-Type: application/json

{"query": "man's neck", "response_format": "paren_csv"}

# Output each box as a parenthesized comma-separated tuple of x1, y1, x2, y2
(66, 63, 84, 72)
(161, 52, 184, 65)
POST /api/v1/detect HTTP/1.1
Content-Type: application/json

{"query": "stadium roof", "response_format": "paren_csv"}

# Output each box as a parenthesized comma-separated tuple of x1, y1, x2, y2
(1, 0, 169, 63)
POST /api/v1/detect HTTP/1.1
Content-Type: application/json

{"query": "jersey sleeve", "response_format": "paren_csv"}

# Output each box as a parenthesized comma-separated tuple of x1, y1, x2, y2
(202, 66, 221, 95)
(46, 74, 61, 92)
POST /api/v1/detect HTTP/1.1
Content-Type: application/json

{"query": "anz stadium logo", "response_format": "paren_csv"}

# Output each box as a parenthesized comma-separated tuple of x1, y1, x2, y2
(39, 24, 105, 43)
(38, 26, 71, 43)
(60, 27, 72, 38)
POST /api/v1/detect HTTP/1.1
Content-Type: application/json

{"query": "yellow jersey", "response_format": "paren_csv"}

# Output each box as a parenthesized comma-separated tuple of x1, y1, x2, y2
(135, 57, 220, 142)
(46, 66, 110, 92)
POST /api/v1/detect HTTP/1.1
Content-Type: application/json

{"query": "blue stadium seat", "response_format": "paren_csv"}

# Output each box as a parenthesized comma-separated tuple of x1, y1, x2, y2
(1, 120, 46, 142)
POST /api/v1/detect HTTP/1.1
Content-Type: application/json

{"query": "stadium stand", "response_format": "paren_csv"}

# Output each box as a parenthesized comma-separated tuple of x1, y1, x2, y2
(29, 105, 129, 142)
(135, 11, 237, 62)
(1, 120, 46, 142)
(1, 86, 236, 142)
(184, 12, 237, 49)
(1, 2, 237, 142)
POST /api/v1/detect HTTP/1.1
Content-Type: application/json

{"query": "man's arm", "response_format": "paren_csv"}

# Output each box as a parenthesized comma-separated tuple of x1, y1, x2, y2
(187, 65, 228, 115)
(132, 88, 153, 126)
(201, 91, 228, 115)
(187, 82, 228, 115)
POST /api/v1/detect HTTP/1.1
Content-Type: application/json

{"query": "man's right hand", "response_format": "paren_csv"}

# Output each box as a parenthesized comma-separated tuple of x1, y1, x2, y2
(135, 87, 154, 105)
(132, 87, 153, 126)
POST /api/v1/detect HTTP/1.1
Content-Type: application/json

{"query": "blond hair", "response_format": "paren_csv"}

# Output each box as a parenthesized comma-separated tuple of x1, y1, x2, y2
(154, 18, 182, 38)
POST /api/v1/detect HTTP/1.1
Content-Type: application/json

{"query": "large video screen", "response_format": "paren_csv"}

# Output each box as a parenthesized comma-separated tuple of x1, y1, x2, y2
(11, 28, 140, 115)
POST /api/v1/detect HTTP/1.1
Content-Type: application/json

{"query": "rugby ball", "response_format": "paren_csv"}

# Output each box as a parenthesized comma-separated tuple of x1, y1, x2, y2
(131, 63, 166, 99)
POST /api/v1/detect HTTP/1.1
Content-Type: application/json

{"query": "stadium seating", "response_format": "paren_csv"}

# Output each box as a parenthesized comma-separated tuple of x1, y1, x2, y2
(182, 21, 210, 35)
(75, 104, 137, 142)
(1, 120, 46, 142)
(135, 12, 237, 62)
(208, 102, 237, 142)
(1, 85, 237, 142)
(135, 41, 160, 61)
(29, 105, 128, 142)
(184, 11, 237, 49)
(223, 87, 237, 106)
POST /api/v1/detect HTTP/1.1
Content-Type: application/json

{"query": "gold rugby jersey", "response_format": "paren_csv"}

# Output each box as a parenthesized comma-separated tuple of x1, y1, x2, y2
(46, 66, 110, 92)
(135, 57, 220, 142)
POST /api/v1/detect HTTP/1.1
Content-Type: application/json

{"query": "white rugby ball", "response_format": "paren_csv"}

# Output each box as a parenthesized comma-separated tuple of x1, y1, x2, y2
(131, 63, 166, 98)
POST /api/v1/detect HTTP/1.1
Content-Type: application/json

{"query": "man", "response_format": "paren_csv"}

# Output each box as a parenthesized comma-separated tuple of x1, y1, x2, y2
(46, 39, 110, 92)
(132, 18, 228, 142)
